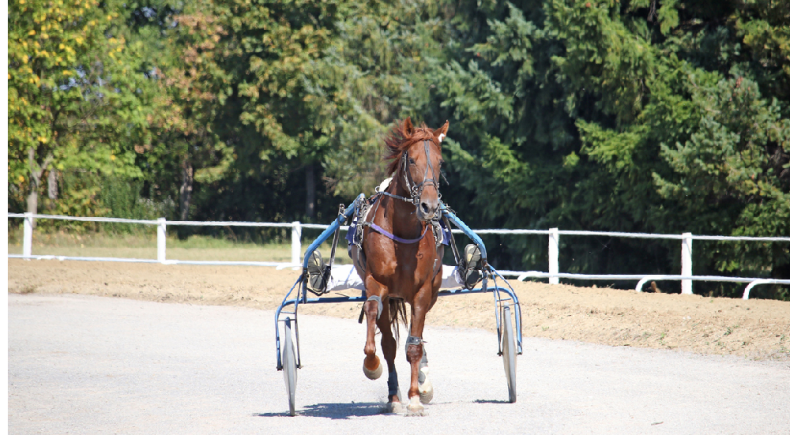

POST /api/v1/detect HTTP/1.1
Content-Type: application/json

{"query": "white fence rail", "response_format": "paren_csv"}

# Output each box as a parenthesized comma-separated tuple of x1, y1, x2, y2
(8, 212, 790, 299)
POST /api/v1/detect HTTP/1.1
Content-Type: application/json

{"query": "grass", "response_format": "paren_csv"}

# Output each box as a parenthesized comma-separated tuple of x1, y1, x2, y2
(7, 229, 351, 264)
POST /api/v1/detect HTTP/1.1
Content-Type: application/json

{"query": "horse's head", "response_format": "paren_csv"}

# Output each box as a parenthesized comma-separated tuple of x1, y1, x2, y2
(385, 117, 449, 222)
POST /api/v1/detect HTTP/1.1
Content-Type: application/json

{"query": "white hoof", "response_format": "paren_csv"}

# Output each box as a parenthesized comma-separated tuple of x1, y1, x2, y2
(363, 355, 382, 380)
(418, 367, 433, 404)
(406, 396, 425, 416)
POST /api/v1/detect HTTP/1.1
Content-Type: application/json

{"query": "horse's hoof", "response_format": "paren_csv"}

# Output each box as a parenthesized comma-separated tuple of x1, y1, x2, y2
(418, 367, 433, 404)
(384, 400, 405, 414)
(363, 355, 382, 380)
(406, 396, 425, 416)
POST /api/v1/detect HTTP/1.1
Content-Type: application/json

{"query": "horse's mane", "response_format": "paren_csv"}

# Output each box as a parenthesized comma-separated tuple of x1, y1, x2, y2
(383, 121, 438, 175)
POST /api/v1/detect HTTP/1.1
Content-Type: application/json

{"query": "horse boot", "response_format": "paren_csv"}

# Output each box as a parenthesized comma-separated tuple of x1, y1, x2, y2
(418, 347, 433, 404)
(462, 244, 483, 290)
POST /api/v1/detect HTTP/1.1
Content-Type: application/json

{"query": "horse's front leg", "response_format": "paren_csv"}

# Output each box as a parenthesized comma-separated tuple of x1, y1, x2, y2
(405, 286, 435, 415)
(362, 275, 385, 381)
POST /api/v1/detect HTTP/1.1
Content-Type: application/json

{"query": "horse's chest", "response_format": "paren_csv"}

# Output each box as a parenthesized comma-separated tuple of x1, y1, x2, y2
(391, 260, 436, 289)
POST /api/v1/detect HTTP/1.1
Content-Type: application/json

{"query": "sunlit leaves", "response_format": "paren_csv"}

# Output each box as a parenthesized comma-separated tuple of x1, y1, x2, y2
(8, 0, 153, 214)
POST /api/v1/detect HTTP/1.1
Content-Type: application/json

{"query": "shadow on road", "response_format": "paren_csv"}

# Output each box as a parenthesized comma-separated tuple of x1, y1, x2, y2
(255, 402, 385, 419)
(473, 399, 511, 404)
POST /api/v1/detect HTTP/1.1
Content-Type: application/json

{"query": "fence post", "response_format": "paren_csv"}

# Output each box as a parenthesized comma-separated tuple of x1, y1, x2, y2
(157, 218, 167, 264)
(548, 227, 559, 284)
(681, 232, 693, 294)
(23, 212, 33, 260)
(291, 221, 302, 266)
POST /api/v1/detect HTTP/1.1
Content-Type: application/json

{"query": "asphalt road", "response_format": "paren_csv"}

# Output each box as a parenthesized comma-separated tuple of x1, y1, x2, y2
(8, 294, 790, 434)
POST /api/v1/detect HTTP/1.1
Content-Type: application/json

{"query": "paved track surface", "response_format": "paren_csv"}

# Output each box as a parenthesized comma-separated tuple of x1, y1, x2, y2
(9, 294, 790, 434)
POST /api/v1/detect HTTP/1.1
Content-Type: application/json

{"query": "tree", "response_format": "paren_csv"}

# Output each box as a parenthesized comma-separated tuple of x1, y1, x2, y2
(9, 0, 154, 218)
(317, 1, 447, 198)
(428, 0, 790, 297)
(139, 6, 234, 222)
(213, 0, 345, 219)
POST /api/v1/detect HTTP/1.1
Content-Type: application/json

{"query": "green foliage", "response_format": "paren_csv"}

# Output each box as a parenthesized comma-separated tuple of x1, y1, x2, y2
(430, 0, 790, 298)
(320, 1, 447, 196)
(8, 0, 158, 217)
(98, 176, 170, 232)
(7, 0, 790, 298)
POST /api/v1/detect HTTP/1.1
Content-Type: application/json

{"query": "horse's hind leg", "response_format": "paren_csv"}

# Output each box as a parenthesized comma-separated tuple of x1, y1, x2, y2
(377, 298, 403, 413)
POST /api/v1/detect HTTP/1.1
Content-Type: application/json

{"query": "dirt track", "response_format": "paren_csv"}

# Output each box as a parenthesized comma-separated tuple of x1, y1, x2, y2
(8, 259, 790, 360)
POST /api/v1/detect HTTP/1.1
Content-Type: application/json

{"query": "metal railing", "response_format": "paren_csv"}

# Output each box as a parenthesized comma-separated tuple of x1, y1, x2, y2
(8, 212, 790, 299)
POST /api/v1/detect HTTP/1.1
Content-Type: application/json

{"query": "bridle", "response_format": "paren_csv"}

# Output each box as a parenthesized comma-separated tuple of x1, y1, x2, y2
(380, 139, 442, 207)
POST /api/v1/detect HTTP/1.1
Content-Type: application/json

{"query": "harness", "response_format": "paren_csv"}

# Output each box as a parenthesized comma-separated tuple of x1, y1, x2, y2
(348, 135, 465, 327)
(349, 138, 448, 280)
(363, 138, 444, 247)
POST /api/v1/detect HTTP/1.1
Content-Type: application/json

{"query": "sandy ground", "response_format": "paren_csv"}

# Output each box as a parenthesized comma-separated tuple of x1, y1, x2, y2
(8, 259, 790, 360)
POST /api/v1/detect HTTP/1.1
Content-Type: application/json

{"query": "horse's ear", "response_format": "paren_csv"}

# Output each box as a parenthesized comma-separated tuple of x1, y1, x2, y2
(435, 120, 449, 143)
(403, 117, 414, 137)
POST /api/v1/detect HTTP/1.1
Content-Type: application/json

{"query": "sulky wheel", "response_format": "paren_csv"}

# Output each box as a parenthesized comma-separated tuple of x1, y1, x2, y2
(501, 305, 517, 403)
(282, 317, 298, 416)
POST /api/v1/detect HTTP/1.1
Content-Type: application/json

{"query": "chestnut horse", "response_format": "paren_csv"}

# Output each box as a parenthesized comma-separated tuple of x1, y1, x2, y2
(354, 117, 448, 415)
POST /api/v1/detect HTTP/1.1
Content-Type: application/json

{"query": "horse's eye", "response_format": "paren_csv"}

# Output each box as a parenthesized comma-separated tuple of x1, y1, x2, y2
(409, 158, 416, 165)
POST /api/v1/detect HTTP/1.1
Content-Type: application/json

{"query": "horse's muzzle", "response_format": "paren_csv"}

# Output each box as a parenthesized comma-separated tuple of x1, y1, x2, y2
(417, 199, 439, 222)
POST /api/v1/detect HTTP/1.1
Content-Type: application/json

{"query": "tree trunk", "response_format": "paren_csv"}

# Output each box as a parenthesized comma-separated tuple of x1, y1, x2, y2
(26, 187, 38, 217)
(27, 148, 53, 227)
(47, 170, 58, 201)
(305, 163, 315, 219)
(179, 162, 194, 221)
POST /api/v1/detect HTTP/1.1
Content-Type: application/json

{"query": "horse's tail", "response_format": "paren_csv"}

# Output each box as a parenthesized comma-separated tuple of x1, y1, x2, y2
(388, 298, 408, 343)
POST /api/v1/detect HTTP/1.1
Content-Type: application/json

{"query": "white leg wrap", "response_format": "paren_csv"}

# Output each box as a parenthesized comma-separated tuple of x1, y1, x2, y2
(418, 366, 433, 404)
